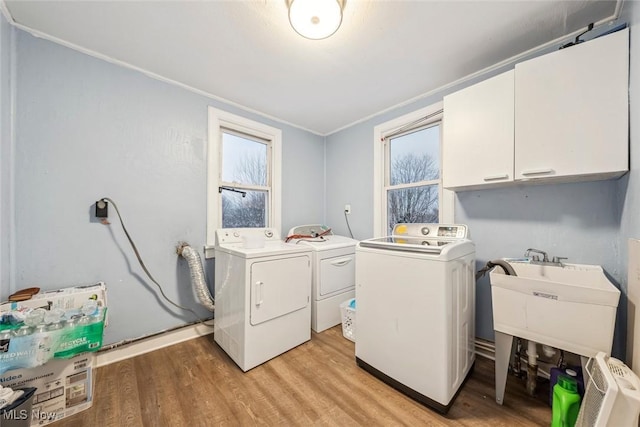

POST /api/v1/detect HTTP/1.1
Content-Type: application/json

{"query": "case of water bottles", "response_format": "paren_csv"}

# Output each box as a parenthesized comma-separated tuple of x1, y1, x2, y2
(0, 283, 107, 373)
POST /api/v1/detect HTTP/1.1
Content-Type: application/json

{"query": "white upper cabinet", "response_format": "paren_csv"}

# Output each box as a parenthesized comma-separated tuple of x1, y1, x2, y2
(515, 28, 629, 182)
(443, 70, 514, 190)
(442, 28, 629, 191)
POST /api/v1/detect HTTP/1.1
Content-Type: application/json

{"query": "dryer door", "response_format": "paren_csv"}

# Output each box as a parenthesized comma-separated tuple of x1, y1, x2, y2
(250, 255, 311, 326)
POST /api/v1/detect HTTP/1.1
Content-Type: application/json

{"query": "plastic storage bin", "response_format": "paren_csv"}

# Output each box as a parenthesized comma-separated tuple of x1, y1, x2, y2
(340, 298, 356, 342)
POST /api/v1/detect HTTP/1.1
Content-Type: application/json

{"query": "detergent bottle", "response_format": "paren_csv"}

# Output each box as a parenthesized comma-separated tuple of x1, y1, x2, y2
(551, 374, 581, 427)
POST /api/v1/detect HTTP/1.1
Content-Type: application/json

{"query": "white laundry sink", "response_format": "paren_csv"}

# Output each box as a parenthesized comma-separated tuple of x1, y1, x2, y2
(490, 262, 620, 357)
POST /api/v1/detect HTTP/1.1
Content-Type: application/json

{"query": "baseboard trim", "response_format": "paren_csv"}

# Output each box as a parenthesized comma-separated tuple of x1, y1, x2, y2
(96, 322, 214, 367)
(95, 332, 502, 368)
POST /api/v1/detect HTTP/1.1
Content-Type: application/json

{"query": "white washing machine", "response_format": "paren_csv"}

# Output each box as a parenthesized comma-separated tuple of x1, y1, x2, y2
(355, 223, 475, 413)
(286, 225, 357, 333)
(214, 228, 312, 372)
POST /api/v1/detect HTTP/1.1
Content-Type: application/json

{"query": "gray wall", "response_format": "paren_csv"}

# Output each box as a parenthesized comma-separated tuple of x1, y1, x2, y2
(1, 13, 12, 294)
(4, 4, 638, 360)
(617, 0, 640, 362)
(11, 30, 325, 345)
(326, 14, 636, 360)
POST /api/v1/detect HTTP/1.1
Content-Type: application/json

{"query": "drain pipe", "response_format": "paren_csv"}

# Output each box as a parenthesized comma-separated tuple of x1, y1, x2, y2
(527, 340, 538, 396)
(177, 243, 215, 312)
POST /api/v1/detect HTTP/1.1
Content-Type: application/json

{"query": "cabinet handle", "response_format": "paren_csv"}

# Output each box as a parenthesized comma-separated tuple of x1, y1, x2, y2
(255, 281, 264, 306)
(330, 258, 353, 267)
(483, 174, 509, 182)
(521, 168, 554, 176)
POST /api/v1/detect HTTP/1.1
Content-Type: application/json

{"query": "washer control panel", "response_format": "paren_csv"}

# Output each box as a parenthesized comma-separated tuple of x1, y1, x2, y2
(392, 223, 468, 239)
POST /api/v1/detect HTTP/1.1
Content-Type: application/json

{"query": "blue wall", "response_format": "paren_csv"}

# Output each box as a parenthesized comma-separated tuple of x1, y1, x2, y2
(0, 12, 12, 294)
(4, 4, 639, 360)
(326, 14, 637, 360)
(617, 0, 640, 363)
(11, 30, 325, 345)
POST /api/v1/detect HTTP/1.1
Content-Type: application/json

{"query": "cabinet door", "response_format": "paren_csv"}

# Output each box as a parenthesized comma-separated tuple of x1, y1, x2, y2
(515, 29, 629, 181)
(443, 70, 514, 190)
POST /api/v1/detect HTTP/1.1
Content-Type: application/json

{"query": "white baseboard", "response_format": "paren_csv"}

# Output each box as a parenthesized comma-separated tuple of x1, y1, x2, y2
(95, 331, 501, 369)
(96, 322, 214, 367)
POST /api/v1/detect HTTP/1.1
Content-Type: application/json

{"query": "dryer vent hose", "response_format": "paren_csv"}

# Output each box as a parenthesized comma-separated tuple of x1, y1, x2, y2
(475, 259, 517, 280)
(177, 243, 215, 312)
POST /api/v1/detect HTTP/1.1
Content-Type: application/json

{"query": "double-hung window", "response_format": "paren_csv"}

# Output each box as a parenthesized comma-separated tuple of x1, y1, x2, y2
(373, 102, 453, 236)
(206, 107, 281, 256)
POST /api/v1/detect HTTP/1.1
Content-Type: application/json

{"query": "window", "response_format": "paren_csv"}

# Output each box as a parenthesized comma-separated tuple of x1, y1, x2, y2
(206, 107, 281, 256)
(373, 102, 453, 237)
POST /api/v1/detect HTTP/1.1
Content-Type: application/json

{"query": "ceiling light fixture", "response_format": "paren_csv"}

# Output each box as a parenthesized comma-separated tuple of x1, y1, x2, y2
(288, 0, 344, 40)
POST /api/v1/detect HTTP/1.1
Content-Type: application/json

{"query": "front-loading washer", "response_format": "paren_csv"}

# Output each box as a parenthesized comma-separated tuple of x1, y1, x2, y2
(355, 223, 475, 413)
(214, 228, 312, 371)
(286, 225, 357, 333)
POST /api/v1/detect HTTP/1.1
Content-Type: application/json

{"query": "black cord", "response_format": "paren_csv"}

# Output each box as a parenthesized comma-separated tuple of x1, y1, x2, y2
(101, 197, 211, 325)
(344, 210, 354, 239)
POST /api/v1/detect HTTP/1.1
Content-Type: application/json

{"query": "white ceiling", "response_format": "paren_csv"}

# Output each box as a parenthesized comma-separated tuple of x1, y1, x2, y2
(3, 0, 620, 135)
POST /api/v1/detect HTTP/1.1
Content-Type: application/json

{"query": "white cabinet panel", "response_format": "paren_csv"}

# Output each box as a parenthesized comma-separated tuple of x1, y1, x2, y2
(443, 70, 514, 190)
(515, 28, 629, 182)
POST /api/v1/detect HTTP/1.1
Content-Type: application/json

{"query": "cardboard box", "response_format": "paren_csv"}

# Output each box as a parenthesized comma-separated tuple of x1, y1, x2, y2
(0, 353, 95, 426)
(1, 282, 108, 326)
(30, 283, 108, 324)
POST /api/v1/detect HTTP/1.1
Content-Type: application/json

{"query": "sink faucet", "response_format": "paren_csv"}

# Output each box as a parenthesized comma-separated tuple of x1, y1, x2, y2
(524, 248, 549, 262)
(524, 249, 568, 266)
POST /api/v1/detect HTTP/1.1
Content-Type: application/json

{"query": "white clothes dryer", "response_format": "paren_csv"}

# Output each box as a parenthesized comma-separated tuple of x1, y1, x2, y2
(214, 228, 312, 372)
(286, 225, 357, 333)
(355, 223, 475, 413)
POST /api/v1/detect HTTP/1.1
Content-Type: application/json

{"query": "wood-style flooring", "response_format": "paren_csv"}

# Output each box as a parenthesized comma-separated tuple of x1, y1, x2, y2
(55, 326, 551, 426)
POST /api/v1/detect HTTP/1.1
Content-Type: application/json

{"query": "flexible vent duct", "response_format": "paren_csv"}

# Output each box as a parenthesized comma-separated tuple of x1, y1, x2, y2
(177, 244, 215, 312)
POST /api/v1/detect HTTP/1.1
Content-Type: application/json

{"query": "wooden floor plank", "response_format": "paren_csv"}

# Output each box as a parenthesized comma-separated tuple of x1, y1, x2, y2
(54, 326, 551, 426)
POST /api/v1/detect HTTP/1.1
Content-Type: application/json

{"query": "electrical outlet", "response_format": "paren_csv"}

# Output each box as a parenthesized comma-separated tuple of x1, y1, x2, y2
(95, 200, 108, 218)
(344, 204, 351, 215)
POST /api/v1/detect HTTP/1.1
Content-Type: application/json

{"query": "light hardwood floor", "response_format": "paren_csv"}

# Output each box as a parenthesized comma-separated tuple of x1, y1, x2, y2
(56, 326, 551, 426)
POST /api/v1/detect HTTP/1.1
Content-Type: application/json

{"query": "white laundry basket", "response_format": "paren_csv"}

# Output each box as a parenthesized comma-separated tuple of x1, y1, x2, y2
(340, 298, 356, 342)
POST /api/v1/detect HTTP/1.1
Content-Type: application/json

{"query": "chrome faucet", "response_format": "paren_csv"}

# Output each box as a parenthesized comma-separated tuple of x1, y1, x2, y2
(524, 248, 549, 263)
(524, 248, 568, 266)
(551, 256, 568, 266)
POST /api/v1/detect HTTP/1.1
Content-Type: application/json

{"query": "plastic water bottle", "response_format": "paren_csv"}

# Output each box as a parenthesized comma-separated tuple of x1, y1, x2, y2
(552, 374, 581, 427)
(12, 325, 32, 337)
(81, 300, 98, 316)
(24, 308, 46, 326)
(43, 308, 65, 325)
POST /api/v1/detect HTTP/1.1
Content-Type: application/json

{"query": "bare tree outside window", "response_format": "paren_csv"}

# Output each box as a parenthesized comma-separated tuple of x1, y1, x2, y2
(221, 134, 269, 228)
(386, 125, 440, 234)
(387, 153, 439, 233)
(222, 190, 267, 228)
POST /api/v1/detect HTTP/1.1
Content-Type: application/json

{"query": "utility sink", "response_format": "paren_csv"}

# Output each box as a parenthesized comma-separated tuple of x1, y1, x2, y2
(490, 262, 620, 358)
(490, 261, 621, 405)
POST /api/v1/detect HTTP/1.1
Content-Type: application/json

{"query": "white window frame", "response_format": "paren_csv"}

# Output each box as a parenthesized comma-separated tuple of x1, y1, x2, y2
(373, 102, 454, 238)
(205, 107, 282, 257)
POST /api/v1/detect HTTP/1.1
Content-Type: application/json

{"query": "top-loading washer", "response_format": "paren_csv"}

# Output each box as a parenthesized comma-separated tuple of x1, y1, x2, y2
(355, 223, 475, 413)
(214, 227, 312, 371)
(286, 225, 357, 333)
